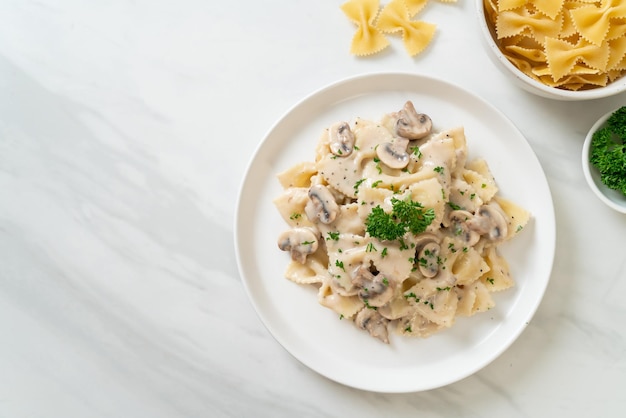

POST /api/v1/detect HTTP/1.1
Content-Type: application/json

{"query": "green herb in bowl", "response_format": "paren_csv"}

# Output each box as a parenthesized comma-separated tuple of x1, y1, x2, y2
(589, 106, 626, 197)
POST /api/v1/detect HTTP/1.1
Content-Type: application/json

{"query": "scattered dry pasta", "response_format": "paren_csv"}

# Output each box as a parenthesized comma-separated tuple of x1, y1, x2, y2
(484, 0, 626, 90)
(274, 101, 530, 343)
(341, 0, 456, 56)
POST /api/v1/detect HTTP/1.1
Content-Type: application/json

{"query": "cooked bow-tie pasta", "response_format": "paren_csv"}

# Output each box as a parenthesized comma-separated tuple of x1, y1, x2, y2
(274, 101, 530, 344)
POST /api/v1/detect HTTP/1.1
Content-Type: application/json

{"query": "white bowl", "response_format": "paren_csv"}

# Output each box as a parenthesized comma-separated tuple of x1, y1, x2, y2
(475, 0, 626, 100)
(582, 109, 626, 213)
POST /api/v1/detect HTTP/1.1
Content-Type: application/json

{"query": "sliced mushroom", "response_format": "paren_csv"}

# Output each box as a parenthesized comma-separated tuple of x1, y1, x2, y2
(413, 233, 440, 250)
(449, 210, 480, 246)
(376, 137, 410, 169)
(277, 227, 319, 264)
(305, 184, 339, 224)
(418, 241, 441, 278)
(354, 307, 390, 344)
(468, 204, 508, 241)
(411, 233, 441, 278)
(329, 122, 355, 157)
(395, 101, 432, 140)
(351, 263, 394, 307)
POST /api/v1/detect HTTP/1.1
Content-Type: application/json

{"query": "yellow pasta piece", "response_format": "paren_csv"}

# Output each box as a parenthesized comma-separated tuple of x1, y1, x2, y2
(502, 51, 542, 81)
(405, 0, 429, 16)
(570, 0, 626, 46)
(500, 0, 564, 19)
(505, 44, 547, 62)
(608, 68, 626, 80)
(341, 0, 390, 56)
(498, 0, 526, 11)
(558, 73, 610, 88)
(607, 36, 626, 70)
(606, 19, 626, 40)
(376, 0, 437, 56)
(496, 6, 564, 43)
(545, 36, 610, 81)
(532, 63, 598, 77)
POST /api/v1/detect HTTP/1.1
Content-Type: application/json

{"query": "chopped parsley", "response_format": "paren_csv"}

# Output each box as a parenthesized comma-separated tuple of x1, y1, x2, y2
(434, 166, 444, 174)
(373, 157, 382, 174)
(289, 212, 302, 220)
(335, 260, 345, 271)
(326, 231, 340, 241)
(353, 178, 366, 194)
(366, 242, 377, 252)
(364, 299, 377, 310)
(404, 292, 420, 303)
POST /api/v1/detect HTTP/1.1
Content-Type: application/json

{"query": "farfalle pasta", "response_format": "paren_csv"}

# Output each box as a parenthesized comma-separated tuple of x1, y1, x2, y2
(274, 101, 529, 343)
(341, 0, 455, 56)
(484, 0, 626, 90)
(341, 0, 390, 55)
(377, 0, 437, 56)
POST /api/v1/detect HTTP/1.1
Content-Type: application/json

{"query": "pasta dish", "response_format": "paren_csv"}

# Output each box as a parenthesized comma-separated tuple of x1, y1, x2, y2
(274, 101, 529, 343)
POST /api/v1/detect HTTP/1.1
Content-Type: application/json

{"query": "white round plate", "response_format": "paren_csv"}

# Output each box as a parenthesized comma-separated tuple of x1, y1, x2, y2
(235, 73, 555, 393)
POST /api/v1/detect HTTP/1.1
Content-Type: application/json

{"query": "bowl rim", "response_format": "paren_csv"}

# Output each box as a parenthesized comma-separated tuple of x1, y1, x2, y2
(581, 108, 626, 214)
(475, 0, 626, 100)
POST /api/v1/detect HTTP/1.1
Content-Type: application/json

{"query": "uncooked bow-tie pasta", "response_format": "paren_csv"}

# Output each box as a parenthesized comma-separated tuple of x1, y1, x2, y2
(274, 101, 530, 344)
(341, 0, 457, 56)
(484, 0, 626, 90)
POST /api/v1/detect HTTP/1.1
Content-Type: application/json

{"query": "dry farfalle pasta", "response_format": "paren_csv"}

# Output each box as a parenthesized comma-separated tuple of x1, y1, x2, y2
(484, 0, 626, 90)
(341, 0, 456, 56)
(341, 0, 390, 55)
(377, 0, 437, 56)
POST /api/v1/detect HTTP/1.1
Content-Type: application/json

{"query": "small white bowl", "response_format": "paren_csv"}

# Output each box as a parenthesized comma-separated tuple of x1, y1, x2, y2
(582, 109, 626, 213)
(476, 0, 626, 100)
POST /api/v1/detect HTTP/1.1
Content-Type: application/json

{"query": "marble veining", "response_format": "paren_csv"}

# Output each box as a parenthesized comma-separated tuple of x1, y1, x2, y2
(1, 0, 625, 417)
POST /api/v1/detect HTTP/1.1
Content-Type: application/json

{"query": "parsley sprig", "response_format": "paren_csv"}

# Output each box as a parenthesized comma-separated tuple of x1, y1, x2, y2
(589, 106, 626, 195)
(365, 196, 435, 241)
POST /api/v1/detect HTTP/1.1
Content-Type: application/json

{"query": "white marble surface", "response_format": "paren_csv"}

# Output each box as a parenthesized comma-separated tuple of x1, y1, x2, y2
(1, 0, 625, 417)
